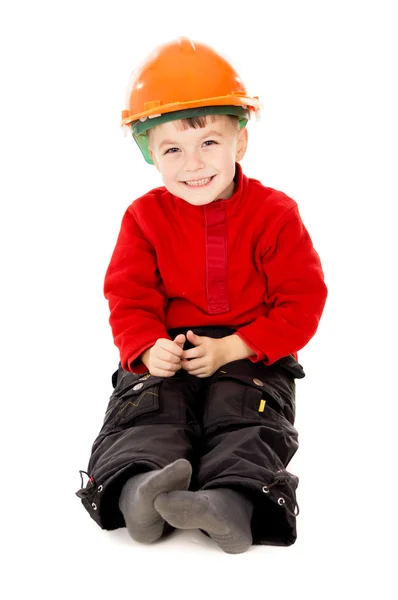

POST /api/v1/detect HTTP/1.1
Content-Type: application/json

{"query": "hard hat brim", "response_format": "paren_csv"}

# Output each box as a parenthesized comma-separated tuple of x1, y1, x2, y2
(122, 95, 262, 128)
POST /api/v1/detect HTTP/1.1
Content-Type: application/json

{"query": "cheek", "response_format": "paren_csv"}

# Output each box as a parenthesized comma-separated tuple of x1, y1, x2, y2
(218, 149, 236, 167)
(215, 142, 237, 161)
(159, 160, 180, 183)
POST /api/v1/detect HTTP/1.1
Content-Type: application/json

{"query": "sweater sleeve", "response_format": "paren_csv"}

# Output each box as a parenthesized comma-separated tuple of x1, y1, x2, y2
(103, 205, 170, 373)
(235, 205, 328, 365)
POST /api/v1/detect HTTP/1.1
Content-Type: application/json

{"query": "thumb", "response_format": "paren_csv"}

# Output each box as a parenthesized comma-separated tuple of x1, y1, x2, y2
(173, 334, 186, 349)
(186, 330, 202, 345)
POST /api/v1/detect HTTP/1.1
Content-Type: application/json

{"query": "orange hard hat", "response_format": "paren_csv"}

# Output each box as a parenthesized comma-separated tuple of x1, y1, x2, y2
(121, 37, 262, 126)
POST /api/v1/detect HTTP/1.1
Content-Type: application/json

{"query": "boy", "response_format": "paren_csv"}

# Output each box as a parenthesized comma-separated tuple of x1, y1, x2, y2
(76, 37, 328, 553)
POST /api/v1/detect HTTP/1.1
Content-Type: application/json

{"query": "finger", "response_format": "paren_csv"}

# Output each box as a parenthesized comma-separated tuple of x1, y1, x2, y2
(186, 369, 209, 378)
(186, 330, 202, 345)
(152, 369, 176, 378)
(173, 334, 186, 350)
(159, 339, 184, 358)
(153, 357, 181, 373)
(181, 358, 205, 372)
(156, 348, 181, 364)
(181, 348, 202, 360)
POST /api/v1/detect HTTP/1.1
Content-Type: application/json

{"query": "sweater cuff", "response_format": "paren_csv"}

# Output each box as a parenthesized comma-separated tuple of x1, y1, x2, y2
(124, 344, 154, 374)
(234, 331, 266, 363)
(236, 329, 299, 365)
(128, 358, 150, 375)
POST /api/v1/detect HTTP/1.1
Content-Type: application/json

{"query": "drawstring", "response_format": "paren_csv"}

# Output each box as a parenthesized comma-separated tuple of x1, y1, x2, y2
(262, 471, 300, 518)
(282, 499, 300, 518)
(264, 477, 291, 490)
(79, 470, 95, 489)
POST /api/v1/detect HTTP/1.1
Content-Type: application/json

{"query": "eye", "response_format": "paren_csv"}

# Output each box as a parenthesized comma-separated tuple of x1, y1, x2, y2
(203, 140, 217, 147)
(164, 147, 180, 155)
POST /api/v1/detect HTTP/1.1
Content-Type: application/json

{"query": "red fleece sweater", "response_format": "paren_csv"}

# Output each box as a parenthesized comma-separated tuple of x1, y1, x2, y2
(104, 164, 327, 374)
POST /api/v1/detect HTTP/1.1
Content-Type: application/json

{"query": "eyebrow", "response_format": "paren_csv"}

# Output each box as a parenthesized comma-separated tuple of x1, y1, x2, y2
(159, 130, 223, 148)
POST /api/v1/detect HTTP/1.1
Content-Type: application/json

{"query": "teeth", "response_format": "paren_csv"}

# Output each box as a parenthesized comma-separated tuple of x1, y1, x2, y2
(185, 177, 212, 187)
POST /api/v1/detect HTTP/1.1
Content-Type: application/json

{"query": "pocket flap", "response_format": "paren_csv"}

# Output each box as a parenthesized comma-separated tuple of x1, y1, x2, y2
(214, 372, 286, 411)
(113, 372, 163, 399)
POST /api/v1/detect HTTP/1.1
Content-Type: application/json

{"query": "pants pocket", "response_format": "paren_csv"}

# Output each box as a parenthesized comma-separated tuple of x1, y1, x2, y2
(203, 372, 283, 433)
(203, 370, 299, 465)
(103, 367, 191, 434)
(102, 370, 164, 432)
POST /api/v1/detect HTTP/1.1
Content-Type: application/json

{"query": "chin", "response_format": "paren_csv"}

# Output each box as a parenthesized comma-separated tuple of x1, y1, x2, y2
(181, 196, 216, 206)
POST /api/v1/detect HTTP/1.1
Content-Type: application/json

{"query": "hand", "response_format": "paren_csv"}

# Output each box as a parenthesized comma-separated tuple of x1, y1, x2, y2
(180, 330, 226, 378)
(142, 334, 186, 377)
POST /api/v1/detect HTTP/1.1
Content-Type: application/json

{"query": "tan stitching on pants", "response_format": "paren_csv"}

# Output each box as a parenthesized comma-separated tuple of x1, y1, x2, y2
(118, 390, 159, 414)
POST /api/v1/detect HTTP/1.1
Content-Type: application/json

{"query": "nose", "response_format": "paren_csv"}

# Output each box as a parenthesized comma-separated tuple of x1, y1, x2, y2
(183, 149, 204, 172)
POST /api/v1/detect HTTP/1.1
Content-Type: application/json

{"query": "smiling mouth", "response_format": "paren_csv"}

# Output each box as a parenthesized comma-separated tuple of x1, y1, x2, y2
(183, 175, 215, 187)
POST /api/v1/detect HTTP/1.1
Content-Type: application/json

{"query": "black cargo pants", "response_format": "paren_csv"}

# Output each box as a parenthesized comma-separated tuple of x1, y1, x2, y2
(76, 327, 305, 546)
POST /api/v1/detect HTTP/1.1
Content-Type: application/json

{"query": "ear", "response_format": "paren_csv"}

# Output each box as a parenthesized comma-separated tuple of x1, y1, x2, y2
(236, 127, 248, 162)
(148, 146, 160, 171)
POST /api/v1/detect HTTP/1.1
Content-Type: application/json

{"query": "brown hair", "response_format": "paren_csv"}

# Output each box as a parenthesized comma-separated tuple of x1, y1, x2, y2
(147, 114, 239, 138)
(174, 114, 239, 130)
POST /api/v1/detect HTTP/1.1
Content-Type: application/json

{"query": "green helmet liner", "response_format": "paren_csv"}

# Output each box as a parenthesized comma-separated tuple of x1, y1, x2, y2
(130, 105, 250, 165)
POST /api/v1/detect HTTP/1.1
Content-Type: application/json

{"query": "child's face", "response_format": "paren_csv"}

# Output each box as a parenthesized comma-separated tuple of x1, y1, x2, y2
(147, 115, 248, 206)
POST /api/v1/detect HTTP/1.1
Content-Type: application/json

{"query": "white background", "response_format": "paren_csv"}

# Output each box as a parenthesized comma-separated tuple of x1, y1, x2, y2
(1, 1, 397, 598)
